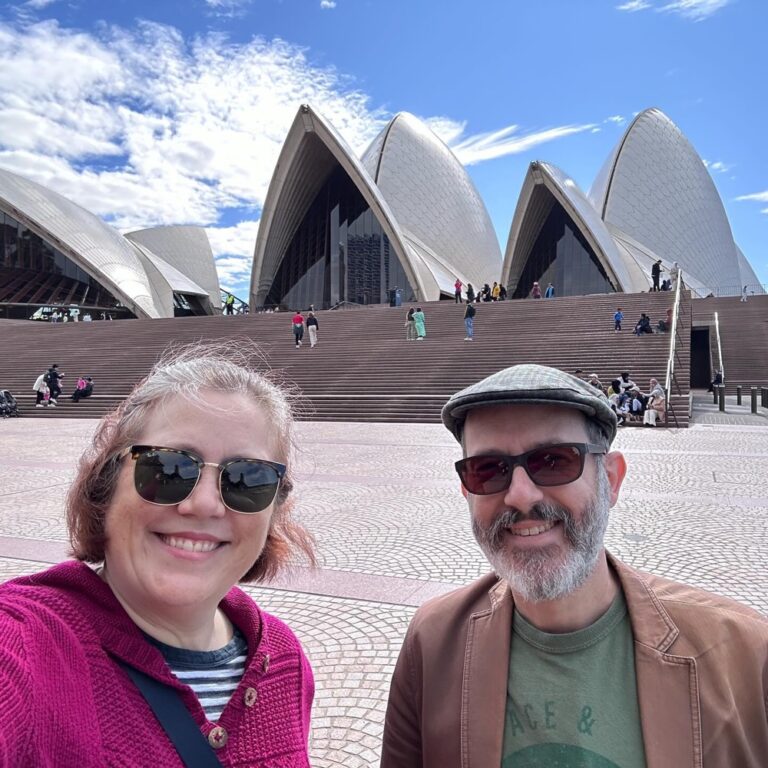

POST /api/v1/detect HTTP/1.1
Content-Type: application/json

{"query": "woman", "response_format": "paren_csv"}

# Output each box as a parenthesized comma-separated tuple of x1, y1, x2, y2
(404, 307, 417, 341)
(413, 307, 426, 340)
(306, 311, 319, 348)
(531, 282, 542, 299)
(0, 345, 316, 766)
(465, 283, 475, 304)
(643, 378, 666, 426)
(292, 310, 305, 347)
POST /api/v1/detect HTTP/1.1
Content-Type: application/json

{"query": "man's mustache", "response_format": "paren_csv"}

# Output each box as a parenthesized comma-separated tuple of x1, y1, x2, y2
(479, 503, 572, 549)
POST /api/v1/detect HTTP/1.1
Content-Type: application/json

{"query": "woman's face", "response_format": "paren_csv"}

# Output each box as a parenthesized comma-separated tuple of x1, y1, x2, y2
(103, 390, 282, 617)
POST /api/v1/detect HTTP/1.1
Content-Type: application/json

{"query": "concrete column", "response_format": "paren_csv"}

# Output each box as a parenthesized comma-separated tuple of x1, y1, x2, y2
(736, 385, 742, 406)
(751, 388, 758, 414)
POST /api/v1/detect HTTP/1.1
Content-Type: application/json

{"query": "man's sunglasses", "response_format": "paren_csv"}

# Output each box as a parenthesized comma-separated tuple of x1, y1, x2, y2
(455, 443, 606, 495)
(122, 445, 286, 514)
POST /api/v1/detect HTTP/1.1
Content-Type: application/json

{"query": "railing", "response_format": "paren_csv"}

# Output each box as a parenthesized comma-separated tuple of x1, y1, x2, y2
(714, 311, 724, 382)
(664, 272, 684, 427)
(699, 283, 767, 298)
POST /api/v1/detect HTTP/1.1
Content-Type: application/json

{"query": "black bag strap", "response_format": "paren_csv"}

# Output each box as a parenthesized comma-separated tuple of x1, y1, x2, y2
(118, 661, 224, 768)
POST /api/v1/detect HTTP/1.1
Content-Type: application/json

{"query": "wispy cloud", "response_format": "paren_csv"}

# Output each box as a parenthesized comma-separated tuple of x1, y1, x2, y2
(616, 0, 651, 12)
(617, 0, 732, 20)
(204, 0, 253, 17)
(703, 158, 733, 173)
(736, 190, 768, 214)
(24, 0, 60, 8)
(320, 0, 337, 8)
(605, 115, 627, 125)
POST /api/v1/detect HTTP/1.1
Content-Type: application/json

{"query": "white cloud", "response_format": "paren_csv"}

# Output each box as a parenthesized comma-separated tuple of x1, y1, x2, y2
(616, 0, 732, 19)
(606, 115, 627, 125)
(206, 220, 260, 290)
(736, 190, 768, 203)
(702, 158, 732, 173)
(24, 0, 60, 8)
(616, 1, 651, 11)
(448, 122, 598, 166)
(320, 0, 337, 8)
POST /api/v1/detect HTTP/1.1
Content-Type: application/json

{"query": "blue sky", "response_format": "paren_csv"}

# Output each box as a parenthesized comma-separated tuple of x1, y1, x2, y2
(0, 0, 765, 297)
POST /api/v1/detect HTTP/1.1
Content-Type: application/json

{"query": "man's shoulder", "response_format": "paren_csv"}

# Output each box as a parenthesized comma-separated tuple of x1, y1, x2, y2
(408, 573, 502, 635)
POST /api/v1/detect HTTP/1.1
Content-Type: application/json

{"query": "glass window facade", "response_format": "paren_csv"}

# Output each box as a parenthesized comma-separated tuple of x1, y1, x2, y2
(512, 203, 615, 298)
(0, 210, 130, 319)
(265, 166, 415, 309)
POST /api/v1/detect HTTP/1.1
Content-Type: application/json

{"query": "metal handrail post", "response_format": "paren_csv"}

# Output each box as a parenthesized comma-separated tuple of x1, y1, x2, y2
(714, 311, 724, 382)
(664, 273, 683, 423)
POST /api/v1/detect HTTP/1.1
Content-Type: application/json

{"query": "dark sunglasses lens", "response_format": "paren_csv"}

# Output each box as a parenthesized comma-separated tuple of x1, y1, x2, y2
(459, 456, 511, 495)
(526, 445, 583, 485)
(134, 449, 200, 505)
(221, 460, 281, 514)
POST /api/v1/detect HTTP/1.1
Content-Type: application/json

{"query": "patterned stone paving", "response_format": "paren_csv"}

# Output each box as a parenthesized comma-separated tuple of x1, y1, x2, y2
(1, 415, 766, 766)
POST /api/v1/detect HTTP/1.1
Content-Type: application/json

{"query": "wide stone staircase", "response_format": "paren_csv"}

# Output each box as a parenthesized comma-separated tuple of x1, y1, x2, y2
(693, 294, 768, 395)
(0, 290, 690, 425)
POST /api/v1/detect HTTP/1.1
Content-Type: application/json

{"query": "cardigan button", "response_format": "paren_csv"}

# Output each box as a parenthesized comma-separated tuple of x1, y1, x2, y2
(262, 654, 270, 673)
(208, 726, 228, 749)
(244, 687, 258, 707)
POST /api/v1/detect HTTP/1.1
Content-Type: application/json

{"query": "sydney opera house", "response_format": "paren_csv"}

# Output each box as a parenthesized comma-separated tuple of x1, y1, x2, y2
(251, 105, 762, 308)
(0, 104, 762, 320)
(0, 167, 221, 319)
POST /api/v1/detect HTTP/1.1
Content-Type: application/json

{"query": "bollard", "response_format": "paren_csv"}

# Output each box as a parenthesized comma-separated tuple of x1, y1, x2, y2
(718, 386, 725, 412)
(712, 387, 718, 404)
(751, 387, 758, 414)
(736, 385, 742, 406)
(762, 387, 768, 408)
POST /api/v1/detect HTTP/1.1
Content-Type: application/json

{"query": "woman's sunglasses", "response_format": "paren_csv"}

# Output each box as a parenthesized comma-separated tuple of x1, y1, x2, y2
(455, 443, 606, 495)
(122, 445, 286, 514)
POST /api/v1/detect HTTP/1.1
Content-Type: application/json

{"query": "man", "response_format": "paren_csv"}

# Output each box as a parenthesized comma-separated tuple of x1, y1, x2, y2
(225, 293, 235, 314)
(381, 364, 768, 767)
(651, 260, 662, 291)
(463, 301, 476, 341)
(544, 282, 555, 299)
(45, 364, 63, 404)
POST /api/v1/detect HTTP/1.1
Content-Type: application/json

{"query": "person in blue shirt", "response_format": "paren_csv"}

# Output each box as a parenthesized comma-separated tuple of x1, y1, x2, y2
(544, 283, 555, 299)
(614, 308, 623, 332)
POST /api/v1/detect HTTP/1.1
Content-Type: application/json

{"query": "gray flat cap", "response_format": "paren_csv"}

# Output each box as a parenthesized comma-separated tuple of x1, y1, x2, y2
(441, 364, 617, 444)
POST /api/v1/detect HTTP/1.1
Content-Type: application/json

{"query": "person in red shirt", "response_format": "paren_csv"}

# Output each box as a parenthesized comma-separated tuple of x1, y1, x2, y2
(292, 311, 305, 347)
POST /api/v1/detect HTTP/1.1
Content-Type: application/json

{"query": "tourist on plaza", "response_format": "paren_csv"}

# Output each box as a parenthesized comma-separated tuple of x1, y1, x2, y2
(413, 307, 427, 340)
(741, 285, 749, 303)
(454, 278, 463, 304)
(669, 261, 680, 291)
(618, 371, 637, 393)
(33, 371, 51, 407)
(404, 307, 417, 341)
(83, 312, 93, 322)
(491, 282, 500, 301)
(482, 284, 492, 302)
(381, 364, 768, 767)
(651, 259, 662, 291)
(306, 311, 319, 348)
(0, 345, 316, 766)
(614, 307, 623, 332)
(224, 294, 235, 315)
(292, 310, 305, 347)
(642, 378, 666, 426)
(45, 364, 64, 403)
(71, 376, 94, 402)
(499, 284, 507, 301)
(707, 369, 723, 393)
(660, 279, 671, 291)
(530, 281, 542, 299)
(463, 301, 476, 341)
(465, 283, 475, 304)
(544, 282, 555, 298)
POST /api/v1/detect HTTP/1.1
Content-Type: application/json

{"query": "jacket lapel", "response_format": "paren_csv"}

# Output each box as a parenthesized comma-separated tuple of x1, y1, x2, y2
(611, 556, 702, 768)
(461, 579, 513, 768)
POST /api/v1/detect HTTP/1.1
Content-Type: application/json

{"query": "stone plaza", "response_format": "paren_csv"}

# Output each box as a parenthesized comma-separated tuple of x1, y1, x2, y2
(1, 398, 767, 766)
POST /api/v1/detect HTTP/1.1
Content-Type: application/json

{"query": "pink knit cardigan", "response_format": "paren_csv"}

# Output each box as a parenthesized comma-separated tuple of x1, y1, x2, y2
(0, 561, 313, 767)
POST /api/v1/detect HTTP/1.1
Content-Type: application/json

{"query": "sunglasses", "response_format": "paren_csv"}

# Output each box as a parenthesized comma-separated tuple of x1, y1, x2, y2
(122, 445, 286, 514)
(455, 443, 606, 495)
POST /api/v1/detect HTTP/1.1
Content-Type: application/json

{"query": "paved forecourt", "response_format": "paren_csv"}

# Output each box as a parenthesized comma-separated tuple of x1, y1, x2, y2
(1, 416, 767, 767)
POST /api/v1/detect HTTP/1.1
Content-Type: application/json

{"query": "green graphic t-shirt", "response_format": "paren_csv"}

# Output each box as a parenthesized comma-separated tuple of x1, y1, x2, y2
(501, 591, 646, 768)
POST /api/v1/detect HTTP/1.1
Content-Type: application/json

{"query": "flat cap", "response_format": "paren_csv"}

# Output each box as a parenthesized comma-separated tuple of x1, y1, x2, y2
(441, 363, 617, 444)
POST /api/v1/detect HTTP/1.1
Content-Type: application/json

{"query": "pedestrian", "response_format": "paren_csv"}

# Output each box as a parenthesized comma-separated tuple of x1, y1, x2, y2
(306, 311, 319, 347)
(404, 307, 417, 340)
(531, 281, 542, 299)
(291, 310, 304, 347)
(651, 259, 662, 291)
(481, 284, 492, 302)
(46, 364, 63, 403)
(33, 372, 50, 407)
(413, 307, 426, 340)
(381, 364, 768, 768)
(741, 285, 748, 303)
(225, 294, 235, 315)
(72, 377, 94, 402)
(544, 282, 555, 298)
(491, 282, 500, 301)
(465, 283, 475, 304)
(454, 278, 463, 304)
(463, 302, 476, 341)
(669, 261, 680, 291)
(614, 307, 623, 332)
(499, 284, 507, 301)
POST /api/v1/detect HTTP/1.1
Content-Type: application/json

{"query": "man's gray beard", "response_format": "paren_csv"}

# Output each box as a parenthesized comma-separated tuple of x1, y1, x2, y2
(471, 465, 611, 603)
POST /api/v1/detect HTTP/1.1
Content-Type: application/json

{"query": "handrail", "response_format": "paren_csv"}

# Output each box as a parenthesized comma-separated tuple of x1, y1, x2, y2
(664, 271, 683, 397)
(714, 311, 724, 381)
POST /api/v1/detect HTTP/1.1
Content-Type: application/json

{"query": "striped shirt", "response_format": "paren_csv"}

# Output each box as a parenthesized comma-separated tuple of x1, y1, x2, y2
(147, 628, 249, 722)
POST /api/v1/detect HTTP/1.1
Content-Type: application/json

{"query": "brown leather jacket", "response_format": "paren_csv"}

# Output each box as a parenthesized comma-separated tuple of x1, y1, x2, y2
(381, 554, 768, 767)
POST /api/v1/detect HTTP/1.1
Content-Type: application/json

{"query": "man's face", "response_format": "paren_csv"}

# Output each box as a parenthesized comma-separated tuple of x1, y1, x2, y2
(462, 404, 625, 603)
